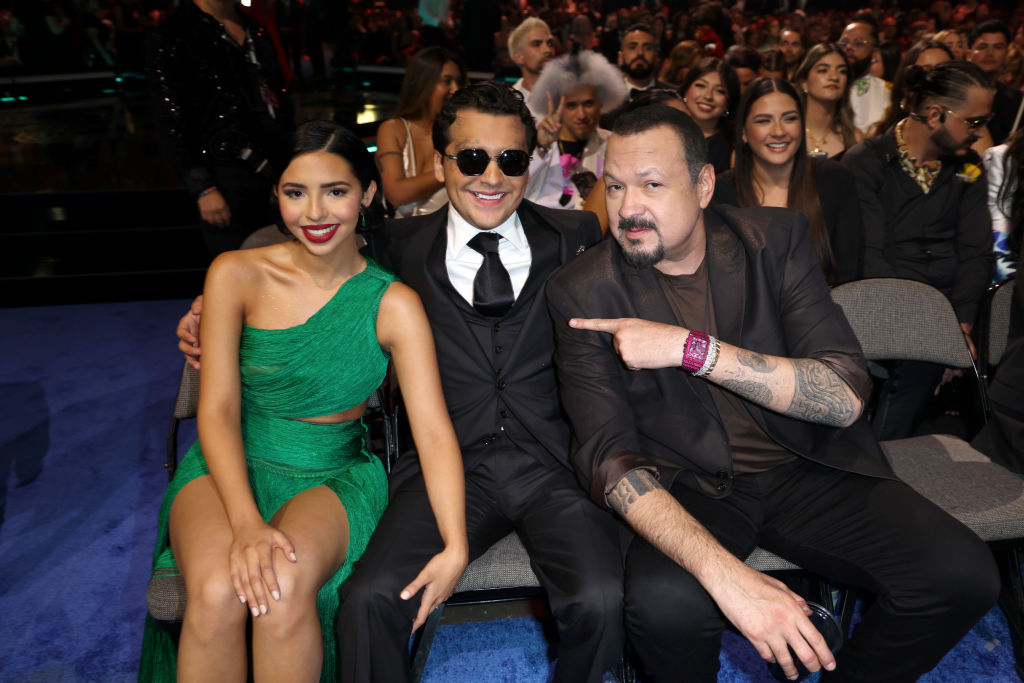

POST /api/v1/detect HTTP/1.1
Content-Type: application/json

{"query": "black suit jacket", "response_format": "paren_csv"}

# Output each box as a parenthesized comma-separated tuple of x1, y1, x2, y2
(547, 204, 894, 507)
(374, 200, 602, 472)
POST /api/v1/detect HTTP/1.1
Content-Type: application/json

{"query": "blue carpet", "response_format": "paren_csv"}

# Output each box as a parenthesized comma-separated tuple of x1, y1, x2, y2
(0, 300, 1019, 682)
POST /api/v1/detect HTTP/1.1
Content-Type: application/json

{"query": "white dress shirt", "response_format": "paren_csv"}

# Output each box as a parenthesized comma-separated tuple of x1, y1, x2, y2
(445, 206, 533, 306)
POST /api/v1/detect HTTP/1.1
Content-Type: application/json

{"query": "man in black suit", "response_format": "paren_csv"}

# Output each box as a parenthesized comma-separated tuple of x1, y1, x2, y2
(337, 82, 624, 683)
(546, 104, 999, 682)
(176, 83, 624, 682)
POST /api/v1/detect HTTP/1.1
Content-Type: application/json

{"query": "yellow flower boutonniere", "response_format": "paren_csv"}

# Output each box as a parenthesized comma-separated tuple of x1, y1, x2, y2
(956, 162, 981, 183)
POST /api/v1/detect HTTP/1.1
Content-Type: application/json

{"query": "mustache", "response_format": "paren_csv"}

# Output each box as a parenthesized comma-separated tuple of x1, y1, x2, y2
(618, 216, 659, 235)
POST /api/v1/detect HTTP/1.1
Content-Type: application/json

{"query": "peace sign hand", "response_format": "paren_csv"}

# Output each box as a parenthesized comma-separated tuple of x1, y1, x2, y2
(536, 93, 565, 151)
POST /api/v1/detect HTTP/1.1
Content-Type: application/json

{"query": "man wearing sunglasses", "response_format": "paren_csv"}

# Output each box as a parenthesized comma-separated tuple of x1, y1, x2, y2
(339, 81, 625, 682)
(838, 15, 892, 136)
(842, 60, 995, 441)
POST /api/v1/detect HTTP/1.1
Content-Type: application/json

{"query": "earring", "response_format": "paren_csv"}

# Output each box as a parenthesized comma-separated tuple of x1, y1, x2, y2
(724, 110, 729, 117)
(682, 96, 688, 103)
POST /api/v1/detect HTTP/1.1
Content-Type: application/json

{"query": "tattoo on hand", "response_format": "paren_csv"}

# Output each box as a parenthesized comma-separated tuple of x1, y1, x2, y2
(720, 379, 774, 405)
(787, 360, 855, 427)
(608, 469, 660, 516)
(737, 350, 777, 373)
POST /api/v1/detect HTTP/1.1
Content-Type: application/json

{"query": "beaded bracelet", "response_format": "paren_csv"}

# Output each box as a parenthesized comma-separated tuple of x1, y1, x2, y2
(681, 330, 711, 373)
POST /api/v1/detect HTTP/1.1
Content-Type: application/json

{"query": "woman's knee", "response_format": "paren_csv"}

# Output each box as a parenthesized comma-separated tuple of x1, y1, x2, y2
(183, 570, 247, 637)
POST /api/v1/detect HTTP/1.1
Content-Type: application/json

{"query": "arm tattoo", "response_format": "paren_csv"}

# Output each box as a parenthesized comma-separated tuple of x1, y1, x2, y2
(608, 469, 660, 517)
(786, 359, 856, 427)
(719, 379, 774, 405)
(737, 349, 777, 373)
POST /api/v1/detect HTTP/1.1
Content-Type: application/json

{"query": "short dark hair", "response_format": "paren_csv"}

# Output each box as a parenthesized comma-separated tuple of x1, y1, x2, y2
(283, 120, 385, 231)
(432, 81, 538, 154)
(612, 104, 707, 183)
(622, 23, 655, 45)
(724, 45, 762, 72)
(969, 20, 1011, 48)
(848, 14, 878, 42)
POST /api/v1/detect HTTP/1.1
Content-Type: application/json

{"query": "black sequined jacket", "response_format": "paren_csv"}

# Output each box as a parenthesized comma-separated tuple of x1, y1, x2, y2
(145, 2, 293, 197)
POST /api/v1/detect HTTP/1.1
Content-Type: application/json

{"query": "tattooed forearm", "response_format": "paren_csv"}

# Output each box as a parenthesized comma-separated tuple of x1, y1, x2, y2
(786, 359, 856, 427)
(719, 379, 774, 405)
(737, 349, 777, 373)
(608, 469, 661, 517)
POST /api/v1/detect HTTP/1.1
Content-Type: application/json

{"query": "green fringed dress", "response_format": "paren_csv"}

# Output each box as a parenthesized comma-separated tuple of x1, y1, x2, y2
(139, 258, 395, 682)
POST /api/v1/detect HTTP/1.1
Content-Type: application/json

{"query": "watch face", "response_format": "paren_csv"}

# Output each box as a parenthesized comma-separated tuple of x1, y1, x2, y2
(689, 337, 709, 358)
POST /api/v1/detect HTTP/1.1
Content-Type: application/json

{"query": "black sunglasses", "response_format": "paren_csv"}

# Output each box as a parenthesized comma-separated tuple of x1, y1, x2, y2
(443, 149, 532, 177)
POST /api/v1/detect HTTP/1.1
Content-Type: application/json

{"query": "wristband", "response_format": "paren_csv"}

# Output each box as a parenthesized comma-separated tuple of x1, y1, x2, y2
(693, 335, 720, 377)
(197, 186, 218, 198)
(681, 330, 711, 373)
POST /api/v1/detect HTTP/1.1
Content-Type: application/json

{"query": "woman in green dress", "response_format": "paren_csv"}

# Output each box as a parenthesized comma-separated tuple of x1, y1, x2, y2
(140, 121, 468, 682)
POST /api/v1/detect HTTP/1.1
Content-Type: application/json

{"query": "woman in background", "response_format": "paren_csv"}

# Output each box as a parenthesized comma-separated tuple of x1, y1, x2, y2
(375, 46, 466, 217)
(983, 127, 1023, 281)
(869, 41, 953, 138)
(679, 57, 739, 172)
(972, 128, 1024, 473)
(793, 43, 861, 159)
(934, 28, 967, 60)
(714, 77, 862, 285)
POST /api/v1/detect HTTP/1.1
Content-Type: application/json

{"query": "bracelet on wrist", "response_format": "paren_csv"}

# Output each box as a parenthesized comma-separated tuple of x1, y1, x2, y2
(681, 330, 711, 373)
(694, 335, 720, 377)
(197, 186, 218, 199)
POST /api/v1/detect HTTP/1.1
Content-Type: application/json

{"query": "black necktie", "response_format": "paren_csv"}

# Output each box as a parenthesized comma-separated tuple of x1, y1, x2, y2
(467, 232, 514, 317)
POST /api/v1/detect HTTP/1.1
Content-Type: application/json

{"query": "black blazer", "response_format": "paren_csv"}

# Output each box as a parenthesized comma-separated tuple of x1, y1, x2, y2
(374, 200, 602, 471)
(547, 204, 893, 507)
(713, 159, 863, 285)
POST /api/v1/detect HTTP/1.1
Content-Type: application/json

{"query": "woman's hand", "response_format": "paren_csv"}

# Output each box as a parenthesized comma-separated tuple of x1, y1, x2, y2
(400, 544, 469, 632)
(229, 519, 298, 617)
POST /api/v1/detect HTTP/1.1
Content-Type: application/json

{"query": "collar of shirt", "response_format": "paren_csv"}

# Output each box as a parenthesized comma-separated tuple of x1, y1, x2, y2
(894, 118, 942, 194)
(445, 206, 532, 305)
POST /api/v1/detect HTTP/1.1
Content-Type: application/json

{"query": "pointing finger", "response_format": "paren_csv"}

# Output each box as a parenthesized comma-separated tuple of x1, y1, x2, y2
(569, 318, 622, 333)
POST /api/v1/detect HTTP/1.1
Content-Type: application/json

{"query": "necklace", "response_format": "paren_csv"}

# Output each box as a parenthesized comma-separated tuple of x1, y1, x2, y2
(805, 126, 832, 154)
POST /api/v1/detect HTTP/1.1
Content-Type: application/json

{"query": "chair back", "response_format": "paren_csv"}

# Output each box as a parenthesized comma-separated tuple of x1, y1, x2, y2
(829, 278, 974, 368)
(173, 362, 200, 420)
(986, 278, 1015, 367)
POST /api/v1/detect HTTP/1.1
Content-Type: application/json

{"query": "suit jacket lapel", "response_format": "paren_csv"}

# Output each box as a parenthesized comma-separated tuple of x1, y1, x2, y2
(705, 210, 746, 343)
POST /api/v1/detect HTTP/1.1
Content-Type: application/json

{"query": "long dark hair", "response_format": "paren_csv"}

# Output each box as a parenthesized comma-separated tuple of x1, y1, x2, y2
(394, 47, 467, 121)
(282, 120, 385, 233)
(732, 77, 833, 280)
(1000, 129, 1024, 260)
(793, 43, 859, 149)
(679, 57, 740, 144)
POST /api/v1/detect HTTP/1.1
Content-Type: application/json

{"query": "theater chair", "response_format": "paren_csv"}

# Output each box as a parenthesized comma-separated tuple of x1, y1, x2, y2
(977, 277, 1016, 383)
(830, 277, 1024, 678)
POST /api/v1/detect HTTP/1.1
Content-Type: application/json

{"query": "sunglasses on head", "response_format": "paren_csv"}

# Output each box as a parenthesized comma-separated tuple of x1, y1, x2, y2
(444, 148, 532, 176)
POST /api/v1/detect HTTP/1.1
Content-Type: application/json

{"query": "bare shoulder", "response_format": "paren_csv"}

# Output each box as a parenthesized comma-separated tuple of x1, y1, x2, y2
(376, 118, 407, 152)
(377, 281, 428, 347)
(379, 281, 424, 316)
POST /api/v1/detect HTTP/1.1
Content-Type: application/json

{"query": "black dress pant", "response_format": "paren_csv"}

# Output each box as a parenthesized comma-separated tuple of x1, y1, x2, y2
(625, 459, 999, 683)
(338, 439, 625, 683)
(871, 360, 945, 441)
